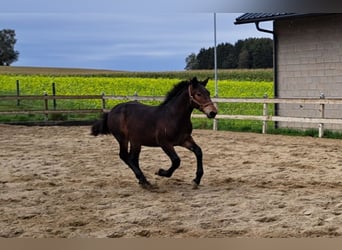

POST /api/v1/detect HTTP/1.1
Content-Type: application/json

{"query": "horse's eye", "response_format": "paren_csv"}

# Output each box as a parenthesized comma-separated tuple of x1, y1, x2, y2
(196, 93, 202, 97)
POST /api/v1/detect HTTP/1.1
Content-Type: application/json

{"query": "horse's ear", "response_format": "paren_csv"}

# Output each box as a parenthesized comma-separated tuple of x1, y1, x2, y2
(190, 77, 198, 83)
(189, 77, 199, 87)
(201, 77, 209, 86)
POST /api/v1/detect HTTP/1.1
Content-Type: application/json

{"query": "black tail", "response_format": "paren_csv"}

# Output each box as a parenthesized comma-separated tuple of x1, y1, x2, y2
(91, 113, 110, 136)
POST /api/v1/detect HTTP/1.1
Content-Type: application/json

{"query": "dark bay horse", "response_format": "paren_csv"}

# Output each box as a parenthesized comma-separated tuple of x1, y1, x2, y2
(91, 77, 217, 189)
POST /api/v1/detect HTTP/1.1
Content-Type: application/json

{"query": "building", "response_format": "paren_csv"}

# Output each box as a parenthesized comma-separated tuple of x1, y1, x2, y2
(235, 13, 342, 131)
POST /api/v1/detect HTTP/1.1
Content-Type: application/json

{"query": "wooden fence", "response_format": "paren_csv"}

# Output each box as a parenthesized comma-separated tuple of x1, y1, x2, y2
(1, 94, 342, 137)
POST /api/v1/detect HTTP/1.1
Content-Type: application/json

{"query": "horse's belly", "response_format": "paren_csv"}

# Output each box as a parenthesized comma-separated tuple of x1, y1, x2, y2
(126, 123, 159, 146)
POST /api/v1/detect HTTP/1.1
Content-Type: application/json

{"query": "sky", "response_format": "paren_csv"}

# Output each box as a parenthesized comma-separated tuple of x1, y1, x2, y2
(0, 1, 273, 71)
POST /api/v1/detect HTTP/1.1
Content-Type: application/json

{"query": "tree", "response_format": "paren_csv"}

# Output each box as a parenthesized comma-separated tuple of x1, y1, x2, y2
(251, 38, 273, 68)
(217, 42, 235, 68)
(197, 47, 214, 69)
(184, 37, 273, 70)
(184, 53, 199, 70)
(0, 29, 19, 66)
(238, 49, 250, 68)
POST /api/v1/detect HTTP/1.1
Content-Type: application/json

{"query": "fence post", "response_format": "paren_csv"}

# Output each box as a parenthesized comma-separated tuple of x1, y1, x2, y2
(16, 80, 20, 106)
(318, 93, 325, 138)
(213, 102, 218, 131)
(101, 92, 106, 111)
(262, 94, 268, 134)
(44, 91, 49, 121)
(52, 82, 57, 110)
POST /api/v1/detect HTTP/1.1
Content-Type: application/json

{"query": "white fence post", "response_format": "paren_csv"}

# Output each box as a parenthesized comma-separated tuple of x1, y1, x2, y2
(262, 94, 268, 134)
(318, 93, 325, 138)
(213, 102, 218, 131)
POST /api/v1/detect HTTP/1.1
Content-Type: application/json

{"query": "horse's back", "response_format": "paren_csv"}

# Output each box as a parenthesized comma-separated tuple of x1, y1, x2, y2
(110, 101, 157, 120)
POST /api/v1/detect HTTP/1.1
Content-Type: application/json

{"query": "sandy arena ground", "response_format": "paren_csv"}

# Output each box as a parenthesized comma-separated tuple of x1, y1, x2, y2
(0, 124, 341, 238)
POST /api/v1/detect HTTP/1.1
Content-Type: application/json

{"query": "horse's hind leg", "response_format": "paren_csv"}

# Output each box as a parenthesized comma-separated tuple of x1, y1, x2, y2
(118, 139, 151, 188)
(128, 144, 152, 188)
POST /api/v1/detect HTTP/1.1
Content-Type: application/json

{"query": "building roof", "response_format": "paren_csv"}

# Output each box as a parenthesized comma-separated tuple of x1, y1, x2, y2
(234, 13, 310, 24)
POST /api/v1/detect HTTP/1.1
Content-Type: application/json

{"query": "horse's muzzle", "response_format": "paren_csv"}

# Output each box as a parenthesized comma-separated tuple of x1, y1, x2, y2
(201, 102, 217, 119)
(207, 111, 217, 119)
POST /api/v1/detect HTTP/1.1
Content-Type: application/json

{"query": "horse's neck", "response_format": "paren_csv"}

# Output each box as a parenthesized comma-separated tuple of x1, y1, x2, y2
(163, 90, 193, 119)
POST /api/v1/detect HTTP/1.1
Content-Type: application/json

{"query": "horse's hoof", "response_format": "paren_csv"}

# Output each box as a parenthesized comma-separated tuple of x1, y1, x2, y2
(140, 181, 158, 190)
(139, 179, 151, 187)
(192, 180, 199, 189)
(155, 168, 169, 177)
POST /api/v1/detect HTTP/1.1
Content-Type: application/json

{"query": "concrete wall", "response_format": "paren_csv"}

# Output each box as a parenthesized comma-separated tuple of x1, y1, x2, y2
(275, 14, 342, 130)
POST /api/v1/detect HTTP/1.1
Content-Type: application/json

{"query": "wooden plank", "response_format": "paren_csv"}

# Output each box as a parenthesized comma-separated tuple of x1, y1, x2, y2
(211, 97, 342, 105)
(268, 98, 342, 105)
(46, 95, 103, 100)
(192, 114, 342, 125)
(3, 110, 341, 125)
(0, 95, 103, 100)
(0, 109, 102, 115)
(192, 114, 264, 121)
(1, 95, 342, 105)
(103, 95, 164, 101)
(269, 116, 342, 124)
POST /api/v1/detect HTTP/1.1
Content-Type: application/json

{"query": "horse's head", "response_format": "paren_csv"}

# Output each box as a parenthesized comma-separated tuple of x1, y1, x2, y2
(188, 77, 217, 118)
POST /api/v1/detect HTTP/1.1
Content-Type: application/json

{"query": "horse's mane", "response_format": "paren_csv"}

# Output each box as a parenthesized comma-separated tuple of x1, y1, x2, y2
(159, 80, 189, 106)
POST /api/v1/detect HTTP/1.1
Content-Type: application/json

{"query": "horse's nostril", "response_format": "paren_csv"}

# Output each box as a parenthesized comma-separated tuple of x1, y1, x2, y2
(209, 111, 217, 118)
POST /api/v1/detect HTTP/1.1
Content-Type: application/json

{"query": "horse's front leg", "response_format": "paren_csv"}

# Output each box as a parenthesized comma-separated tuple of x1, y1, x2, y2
(182, 136, 203, 188)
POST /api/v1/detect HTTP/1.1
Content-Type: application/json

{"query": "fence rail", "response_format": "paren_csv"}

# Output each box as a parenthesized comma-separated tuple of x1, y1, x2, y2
(1, 94, 342, 138)
(0, 95, 103, 100)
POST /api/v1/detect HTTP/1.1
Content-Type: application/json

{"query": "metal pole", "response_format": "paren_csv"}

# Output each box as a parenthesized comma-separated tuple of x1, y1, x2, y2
(213, 13, 218, 131)
(214, 13, 218, 97)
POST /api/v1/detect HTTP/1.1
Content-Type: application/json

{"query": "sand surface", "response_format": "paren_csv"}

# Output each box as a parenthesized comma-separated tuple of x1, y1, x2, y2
(0, 125, 342, 238)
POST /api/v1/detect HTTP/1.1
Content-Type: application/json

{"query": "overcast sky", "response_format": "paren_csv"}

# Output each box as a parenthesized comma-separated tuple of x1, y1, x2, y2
(1, 1, 273, 71)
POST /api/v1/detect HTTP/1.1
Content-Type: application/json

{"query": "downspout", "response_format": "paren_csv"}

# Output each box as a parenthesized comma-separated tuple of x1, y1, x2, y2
(255, 21, 279, 128)
(255, 21, 274, 34)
